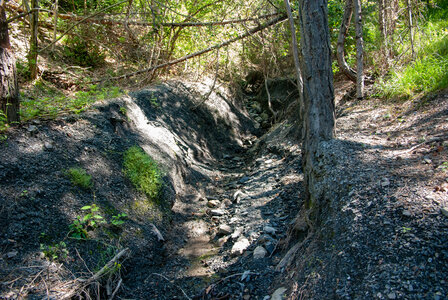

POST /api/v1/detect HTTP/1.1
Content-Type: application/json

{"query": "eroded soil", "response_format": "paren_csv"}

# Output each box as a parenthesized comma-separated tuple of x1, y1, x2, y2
(0, 80, 447, 300)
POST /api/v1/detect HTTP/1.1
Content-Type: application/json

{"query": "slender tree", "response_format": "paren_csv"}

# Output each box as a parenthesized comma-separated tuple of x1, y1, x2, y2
(337, 0, 356, 82)
(28, 0, 38, 79)
(298, 0, 335, 209)
(354, 0, 364, 99)
(0, 1, 19, 122)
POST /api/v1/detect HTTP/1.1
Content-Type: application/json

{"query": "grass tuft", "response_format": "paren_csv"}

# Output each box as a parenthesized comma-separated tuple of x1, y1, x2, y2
(66, 167, 93, 190)
(123, 146, 162, 202)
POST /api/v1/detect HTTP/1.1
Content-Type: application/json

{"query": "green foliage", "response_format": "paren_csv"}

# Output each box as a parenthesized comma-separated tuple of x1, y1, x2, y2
(123, 146, 162, 202)
(0, 110, 8, 134)
(111, 213, 127, 226)
(40, 241, 69, 261)
(376, 19, 448, 99)
(66, 167, 93, 189)
(69, 204, 106, 239)
(63, 34, 105, 67)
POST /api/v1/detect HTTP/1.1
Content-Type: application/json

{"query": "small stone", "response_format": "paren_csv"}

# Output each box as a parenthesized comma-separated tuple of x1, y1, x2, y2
(218, 224, 232, 235)
(207, 200, 220, 208)
(210, 209, 225, 216)
(223, 199, 232, 207)
(440, 207, 448, 217)
(402, 210, 412, 217)
(253, 246, 267, 259)
(231, 227, 243, 239)
(27, 125, 38, 133)
(243, 295, 250, 300)
(387, 292, 396, 299)
(263, 226, 276, 235)
(423, 158, 432, 164)
(217, 236, 229, 247)
(381, 178, 390, 187)
(233, 190, 244, 203)
(6, 251, 18, 258)
(271, 287, 287, 300)
(239, 176, 250, 184)
(231, 238, 250, 255)
(44, 142, 54, 150)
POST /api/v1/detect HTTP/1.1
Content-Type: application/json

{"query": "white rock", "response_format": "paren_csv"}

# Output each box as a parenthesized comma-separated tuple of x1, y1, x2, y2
(441, 207, 448, 218)
(253, 246, 267, 259)
(402, 210, 412, 217)
(231, 238, 250, 255)
(207, 200, 220, 208)
(271, 287, 287, 300)
(210, 209, 225, 216)
(218, 224, 232, 235)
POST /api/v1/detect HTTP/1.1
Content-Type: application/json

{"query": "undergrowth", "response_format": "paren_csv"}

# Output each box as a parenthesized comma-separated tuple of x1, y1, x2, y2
(20, 81, 123, 121)
(123, 146, 162, 203)
(376, 19, 448, 99)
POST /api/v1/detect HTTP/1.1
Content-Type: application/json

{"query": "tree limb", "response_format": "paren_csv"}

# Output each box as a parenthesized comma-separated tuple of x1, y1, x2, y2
(92, 14, 287, 83)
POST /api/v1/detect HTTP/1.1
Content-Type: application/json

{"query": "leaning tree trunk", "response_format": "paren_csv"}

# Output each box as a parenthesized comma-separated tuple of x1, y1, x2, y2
(0, 4, 19, 122)
(354, 0, 364, 99)
(298, 0, 335, 210)
(337, 0, 356, 82)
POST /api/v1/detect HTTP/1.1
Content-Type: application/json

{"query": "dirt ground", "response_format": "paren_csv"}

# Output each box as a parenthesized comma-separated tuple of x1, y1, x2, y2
(0, 78, 447, 300)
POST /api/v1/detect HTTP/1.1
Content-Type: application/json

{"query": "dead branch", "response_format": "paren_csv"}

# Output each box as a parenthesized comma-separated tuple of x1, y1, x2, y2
(191, 48, 220, 110)
(93, 14, 287, 83)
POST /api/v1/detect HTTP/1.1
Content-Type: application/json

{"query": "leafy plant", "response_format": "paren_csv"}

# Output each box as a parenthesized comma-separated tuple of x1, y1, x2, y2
(40, 241, 69, 261)
(123, 146, 162, 201)
(69, 204, 106, 239)
(111, 213, 127, 226)
(66, 167, 93, 189)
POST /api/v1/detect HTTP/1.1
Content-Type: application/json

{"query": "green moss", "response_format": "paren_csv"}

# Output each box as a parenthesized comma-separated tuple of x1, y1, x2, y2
(123, 146, 162, 202)
(66, 167, 92, 189)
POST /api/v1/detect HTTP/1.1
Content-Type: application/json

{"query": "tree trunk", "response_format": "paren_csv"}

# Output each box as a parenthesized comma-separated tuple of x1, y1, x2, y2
(354, 0, 364, 99)
(0, 4, 19, 122)
(28, 0, 38, 79)
(298, 0, 335, 210)
(337, 0, 356, 82)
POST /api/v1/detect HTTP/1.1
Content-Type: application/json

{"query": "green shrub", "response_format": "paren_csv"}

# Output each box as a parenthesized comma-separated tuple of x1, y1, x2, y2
(63, 34, 105, 67)
(123, 146, 162, 201)
(66, 167, 92, 189)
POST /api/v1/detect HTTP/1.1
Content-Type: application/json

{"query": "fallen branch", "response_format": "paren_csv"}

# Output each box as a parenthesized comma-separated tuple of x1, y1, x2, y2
(92, 14, 287, 83)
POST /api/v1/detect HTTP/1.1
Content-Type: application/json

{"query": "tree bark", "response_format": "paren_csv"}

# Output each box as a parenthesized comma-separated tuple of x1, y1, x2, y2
(337, 0, 356, 82)
(28, 0, 38, 79)
(354, 0, 364, 99)
(298, 0, 335, 209)
(0, 4, 19, 122)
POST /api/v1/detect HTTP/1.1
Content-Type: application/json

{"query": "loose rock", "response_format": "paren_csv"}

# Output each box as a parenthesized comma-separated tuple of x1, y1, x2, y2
(253, 246, 267, 259)
(218, 224, 232, 235)
(231, 238, 250, 255)
(271, 287, 287, 300)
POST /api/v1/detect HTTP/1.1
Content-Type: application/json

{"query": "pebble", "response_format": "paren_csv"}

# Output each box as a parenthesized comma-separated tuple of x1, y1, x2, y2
(44, 142, 54, 150)
(218, 224, 232, 235)
(6, 251, 18, 258)
(27, 125, 38, 133)
(402, 210, 412, 217)
(231, 227, 243, 239)
(253, 246, 267, 259)
(210, 209, 225, 216)
(222, 199, 232, 207)
(263, 226, 276, 235)
(231, 238, 250, 255)
(207, 200, 220, 208)
(440, 207, 448, 217)
(233, 190, 244, 203)
(239, 176, 250, 184)
(387, 292, 396, 299)
(271, 287, 287, 300)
